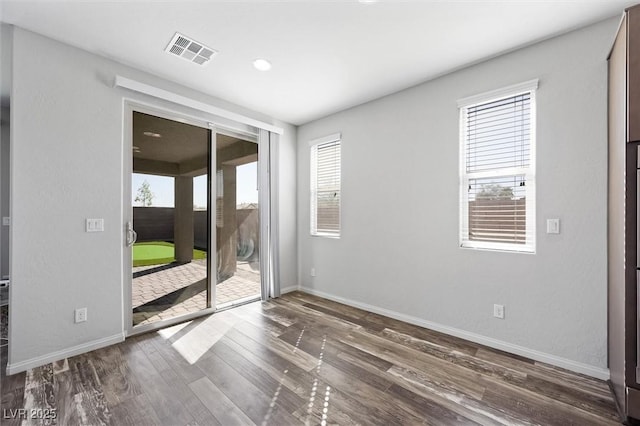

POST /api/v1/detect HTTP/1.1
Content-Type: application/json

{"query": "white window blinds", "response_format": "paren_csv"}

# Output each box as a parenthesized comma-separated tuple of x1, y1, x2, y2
(311, 135, 341, 237)
(459, 81, 537, 252)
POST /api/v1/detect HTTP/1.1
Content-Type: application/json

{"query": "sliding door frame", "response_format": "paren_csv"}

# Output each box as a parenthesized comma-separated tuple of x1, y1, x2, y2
(122, 99, 277, 337)
(123, 102, 216, 336)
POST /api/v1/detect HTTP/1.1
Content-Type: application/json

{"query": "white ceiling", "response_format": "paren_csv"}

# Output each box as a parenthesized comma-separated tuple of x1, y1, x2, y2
(1, 0, 636, 125)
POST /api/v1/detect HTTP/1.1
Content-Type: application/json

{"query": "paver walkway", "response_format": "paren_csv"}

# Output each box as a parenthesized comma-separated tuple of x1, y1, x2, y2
(132, 259, 260, 326)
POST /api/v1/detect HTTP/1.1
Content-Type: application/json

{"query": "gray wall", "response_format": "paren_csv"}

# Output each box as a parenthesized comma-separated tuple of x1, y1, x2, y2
(1, 22, 12, 280)
(0, 107, 8, 279)
(276, 127, 297, 292)
(8, 26, 297, 370)
(297, 18, 617, 373)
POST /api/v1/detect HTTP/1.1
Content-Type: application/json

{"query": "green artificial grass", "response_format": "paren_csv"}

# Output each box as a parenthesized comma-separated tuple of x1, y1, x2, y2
(133, 241, 207, 267)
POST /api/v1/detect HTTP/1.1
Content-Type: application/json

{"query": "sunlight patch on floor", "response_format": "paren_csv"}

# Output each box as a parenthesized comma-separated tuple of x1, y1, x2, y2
(170, 315, 237, 364)
(157, 321, 192, 339)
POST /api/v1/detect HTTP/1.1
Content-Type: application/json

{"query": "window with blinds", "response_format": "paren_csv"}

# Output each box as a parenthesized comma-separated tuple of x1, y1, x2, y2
(458, 81, 537, 252)
(310, 134, 341, 237)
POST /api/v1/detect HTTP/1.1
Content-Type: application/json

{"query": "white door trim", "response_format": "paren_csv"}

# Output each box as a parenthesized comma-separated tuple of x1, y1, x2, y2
(114, 75, 283, 135)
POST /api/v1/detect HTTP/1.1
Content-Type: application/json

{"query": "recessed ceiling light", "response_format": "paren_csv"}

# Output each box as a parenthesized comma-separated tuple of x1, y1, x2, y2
(143, 131, 162, 138)
(359, 0, 378, 3)
(253, 58, 272, 71)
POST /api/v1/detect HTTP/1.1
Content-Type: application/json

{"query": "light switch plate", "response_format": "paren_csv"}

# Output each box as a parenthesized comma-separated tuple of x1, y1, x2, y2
(86, 218, 104, 232)
(2, 217, 9, 226)
(546, 218, 560, 234)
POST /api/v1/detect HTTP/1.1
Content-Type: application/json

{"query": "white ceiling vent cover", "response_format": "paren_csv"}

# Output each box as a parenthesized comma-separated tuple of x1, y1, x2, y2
(165, 33, 217, 66)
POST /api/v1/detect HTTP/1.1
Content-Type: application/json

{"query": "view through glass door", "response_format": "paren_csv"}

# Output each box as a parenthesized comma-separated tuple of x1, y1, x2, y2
(128, 111, 263, 329)
(130, 112, 211, 327)
(214, 133, 261, 309)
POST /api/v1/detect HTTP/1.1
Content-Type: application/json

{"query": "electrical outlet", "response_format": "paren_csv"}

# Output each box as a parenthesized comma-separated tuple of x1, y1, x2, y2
(493, 304, 505, 319)
(75, 307, 87, 323)
(310, 268, 316, 277)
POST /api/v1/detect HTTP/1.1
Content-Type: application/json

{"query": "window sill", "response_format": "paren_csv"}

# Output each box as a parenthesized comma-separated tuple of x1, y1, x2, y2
(311, 233, 340, 239)
(460, 242, 535, 254)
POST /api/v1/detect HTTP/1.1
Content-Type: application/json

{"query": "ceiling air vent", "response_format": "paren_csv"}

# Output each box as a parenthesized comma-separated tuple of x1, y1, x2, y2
(165, 33, 217, 66)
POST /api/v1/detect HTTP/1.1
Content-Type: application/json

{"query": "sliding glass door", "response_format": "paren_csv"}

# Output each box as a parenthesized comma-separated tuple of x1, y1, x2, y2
(124, 104, 278, 334)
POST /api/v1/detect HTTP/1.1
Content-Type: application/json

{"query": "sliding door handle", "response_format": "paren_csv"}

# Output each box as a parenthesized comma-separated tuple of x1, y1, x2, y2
(126, 222, 137, 247)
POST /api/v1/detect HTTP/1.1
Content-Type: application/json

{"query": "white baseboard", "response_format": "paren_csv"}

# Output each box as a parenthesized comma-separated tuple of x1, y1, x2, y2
(299, 286, 609, 381)
(6, 332, 125, 375)
(280, 285, 299, 294)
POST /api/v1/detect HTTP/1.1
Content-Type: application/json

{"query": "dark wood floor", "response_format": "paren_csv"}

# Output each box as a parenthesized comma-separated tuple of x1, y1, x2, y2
(1, 291, 621, 425)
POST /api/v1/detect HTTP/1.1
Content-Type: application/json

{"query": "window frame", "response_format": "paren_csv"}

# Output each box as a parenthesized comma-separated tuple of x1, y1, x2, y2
(309, 133, 342, 238)
(458, 80, 538, 253)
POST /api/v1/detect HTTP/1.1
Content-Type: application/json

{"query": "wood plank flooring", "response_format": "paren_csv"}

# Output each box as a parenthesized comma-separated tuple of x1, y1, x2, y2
(0, 291, 621, 425)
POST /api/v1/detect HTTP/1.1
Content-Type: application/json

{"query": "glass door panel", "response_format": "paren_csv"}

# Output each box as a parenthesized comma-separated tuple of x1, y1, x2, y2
(131, 111, 210, 327)
(215, 134, 261, 308)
